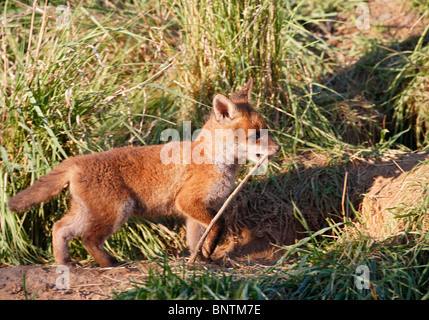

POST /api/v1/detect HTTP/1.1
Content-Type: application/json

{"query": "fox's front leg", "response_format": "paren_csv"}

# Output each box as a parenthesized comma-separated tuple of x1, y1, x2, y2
(176, 194, 224, 260)
(185, 214, 224, 258)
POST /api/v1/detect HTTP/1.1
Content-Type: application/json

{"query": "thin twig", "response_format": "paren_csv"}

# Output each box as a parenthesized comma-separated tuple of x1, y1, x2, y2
(189, 154, 269, 263)
(341, 171, 348, 220)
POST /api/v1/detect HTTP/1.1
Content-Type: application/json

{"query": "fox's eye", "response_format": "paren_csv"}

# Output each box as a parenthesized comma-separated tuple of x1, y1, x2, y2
(255, 130, 261, 140)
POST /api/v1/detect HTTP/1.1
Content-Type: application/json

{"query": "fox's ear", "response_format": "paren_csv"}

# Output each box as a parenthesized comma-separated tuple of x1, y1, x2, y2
(213, 93, 238, 122)
(229, 78, 253, 103)
(242, 78, 253, 102)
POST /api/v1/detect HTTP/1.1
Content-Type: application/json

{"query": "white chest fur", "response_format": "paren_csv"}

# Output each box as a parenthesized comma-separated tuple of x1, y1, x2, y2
(205, 163, 239, 208)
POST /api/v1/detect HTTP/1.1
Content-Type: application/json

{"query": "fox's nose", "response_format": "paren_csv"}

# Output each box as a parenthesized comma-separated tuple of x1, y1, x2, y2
(273, 142, 280, 154)
(269, 140, 281, 155)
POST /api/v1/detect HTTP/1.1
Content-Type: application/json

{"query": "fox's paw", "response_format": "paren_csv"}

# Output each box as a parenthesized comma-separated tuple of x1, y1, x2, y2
(56, 261, 80, 269)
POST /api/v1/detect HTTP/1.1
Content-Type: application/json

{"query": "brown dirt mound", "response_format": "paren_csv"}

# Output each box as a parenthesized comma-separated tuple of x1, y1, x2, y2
(214, 151, 429, 262)
(357, 152, 429, 239)
(213, 152, 334, 263)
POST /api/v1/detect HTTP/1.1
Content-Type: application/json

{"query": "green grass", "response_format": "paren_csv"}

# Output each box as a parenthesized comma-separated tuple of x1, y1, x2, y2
(1, 0, 429, 299)
(115, 259, 276, 300)
(116, 226, 429, 300)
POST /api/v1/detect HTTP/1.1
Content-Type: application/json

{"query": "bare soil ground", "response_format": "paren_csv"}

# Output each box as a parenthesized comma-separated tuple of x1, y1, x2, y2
(0, 263, 152, 300)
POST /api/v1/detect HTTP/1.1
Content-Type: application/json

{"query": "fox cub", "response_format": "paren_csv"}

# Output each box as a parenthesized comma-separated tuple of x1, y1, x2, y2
(8, 79, 280, 267)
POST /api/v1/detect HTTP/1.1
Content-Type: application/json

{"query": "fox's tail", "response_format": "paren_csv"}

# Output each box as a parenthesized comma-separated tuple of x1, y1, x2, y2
(8, 161, 72, 212)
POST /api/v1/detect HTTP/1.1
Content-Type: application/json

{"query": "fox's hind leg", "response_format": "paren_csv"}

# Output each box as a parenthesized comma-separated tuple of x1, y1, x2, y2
(52, 200, 87, 266)
(81, 221, 120, 268)
(81, 198, 135, 267)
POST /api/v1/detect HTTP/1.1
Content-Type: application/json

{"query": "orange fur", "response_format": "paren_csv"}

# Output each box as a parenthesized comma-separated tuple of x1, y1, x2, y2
(8, 79, 280, 267)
